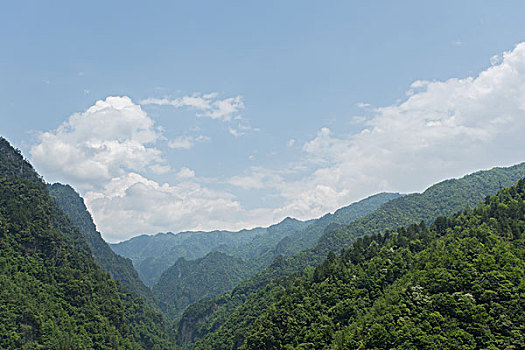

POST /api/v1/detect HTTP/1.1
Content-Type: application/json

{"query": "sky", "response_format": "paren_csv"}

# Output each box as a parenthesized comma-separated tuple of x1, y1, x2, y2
(1, 1, 525, 242)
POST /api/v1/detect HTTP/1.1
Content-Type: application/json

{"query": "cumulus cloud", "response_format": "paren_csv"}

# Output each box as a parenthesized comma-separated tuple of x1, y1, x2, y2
(140, 93, 244, 121)
(30, 96, 274, 242)
(31, 96, 165, 189)
(29, 43, 525, 242)
(261, 42, 525, 220)
(83, 172, 255, 242)
(228, 167, 284, 190)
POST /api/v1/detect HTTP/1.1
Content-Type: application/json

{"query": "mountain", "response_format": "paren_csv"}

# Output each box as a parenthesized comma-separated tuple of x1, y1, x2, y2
(113, 193, 399, 289)
(177, 163, 525, 347)
(48, 183, 157, 308)
(153, 251, 259, 320)
(238, 179, 525, 349)
(267, 192, 403, 259)
(111, 224, 292, 287)
(150, 193, 400, 321)
(0, 137, 176, 349)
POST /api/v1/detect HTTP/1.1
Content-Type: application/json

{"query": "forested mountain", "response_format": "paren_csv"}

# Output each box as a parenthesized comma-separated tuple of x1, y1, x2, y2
(152, 193, 400, 322)
(0, 137, 176, 349)
(111, 218, 312, 287)
(236, 179, 525, 349)
(113, 193, 399, 289)
(48, 183, 157, 307)
(111, 227, 269, 287)
(267, 192, 403, 259)
(177, 163, 525, 347)
(154, 252, 259, 320)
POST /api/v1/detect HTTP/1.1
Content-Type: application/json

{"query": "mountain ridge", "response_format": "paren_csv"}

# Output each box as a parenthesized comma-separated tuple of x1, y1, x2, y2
(177, 162, 525, 347)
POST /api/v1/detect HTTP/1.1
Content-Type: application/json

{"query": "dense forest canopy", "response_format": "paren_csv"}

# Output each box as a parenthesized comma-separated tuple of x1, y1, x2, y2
(1, 135, 524, 350)
(190, 179, 525, 349)
(177, 163, 525, 348)
(0, 137, 177, 349)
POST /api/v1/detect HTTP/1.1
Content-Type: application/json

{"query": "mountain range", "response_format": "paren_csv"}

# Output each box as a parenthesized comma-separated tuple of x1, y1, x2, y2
(1, 134, 524, 349)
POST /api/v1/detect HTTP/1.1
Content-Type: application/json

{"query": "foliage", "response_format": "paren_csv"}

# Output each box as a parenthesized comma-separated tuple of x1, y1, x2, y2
(154, 193, 397, 327)
(177, 163, 525, 348)
(0, 137, 177, 349)
(48, 183, 157, 308)
(154, 252, 259, 320)
(113, 193, 398, 288)
(112, 227, 272, 287)
(240, 179, 525, 349)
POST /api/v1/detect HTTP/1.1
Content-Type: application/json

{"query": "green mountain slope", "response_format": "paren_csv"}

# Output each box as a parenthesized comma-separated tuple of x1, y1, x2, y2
(270, 192, 403, 259)
(48, 183, 157, 307)
(111, 223, 299, 287)
(151, 193, 400, 324)
(154, 252, 259, 320)
(0, 137, 176, 349)
(240, 179, 525, 349)
(113, 193, 400, 289)
(177, 163, 525, 347)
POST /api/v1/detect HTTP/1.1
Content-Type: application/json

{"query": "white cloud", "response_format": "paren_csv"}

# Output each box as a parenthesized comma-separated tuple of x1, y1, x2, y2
(262, 42, 525, 220)
(83, 172, 257, 242)
(30, 96, 277, 242)
(490, 54, 502, 66)
(140, 93, 244, 121)
(31, 96, 165, 190)
(149, 164, 172, 174)
(168, 135, 210, 150)
(287, 139, 296, 147)
(177, 167, 195, 179)
(29, 43, 525, 242)
(228, 126, 243, 137)
(228, 123, 258, 137)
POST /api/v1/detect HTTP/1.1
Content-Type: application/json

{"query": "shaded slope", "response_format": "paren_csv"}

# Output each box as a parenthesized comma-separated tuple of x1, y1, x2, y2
(154, 252, 258, 320)
(153, 193, 400, 324)
(112, 224, 289, 287)
(270, 192, 403, 258)
(48, 183, 156, 307)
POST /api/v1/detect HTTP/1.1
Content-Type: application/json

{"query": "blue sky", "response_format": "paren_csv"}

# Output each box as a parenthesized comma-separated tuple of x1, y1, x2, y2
(2, 1, 525, 242)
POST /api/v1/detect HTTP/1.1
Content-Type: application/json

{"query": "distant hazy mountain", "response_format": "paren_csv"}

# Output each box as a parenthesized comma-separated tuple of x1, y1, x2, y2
(149, 192, 400, 320)
(111, 219, 308, 287)
(112, 193, 400, 289)
(215, 179, 525, 349)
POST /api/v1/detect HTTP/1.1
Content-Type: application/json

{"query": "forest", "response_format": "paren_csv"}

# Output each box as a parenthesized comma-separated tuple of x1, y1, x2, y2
(1, 135, 524, 349)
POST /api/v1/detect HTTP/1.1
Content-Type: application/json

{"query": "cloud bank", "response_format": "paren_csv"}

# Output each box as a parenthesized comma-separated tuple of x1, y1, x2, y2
(30, 43, 525, 242)
(266, 42, 525, 220)
(30, 96, 265, 242)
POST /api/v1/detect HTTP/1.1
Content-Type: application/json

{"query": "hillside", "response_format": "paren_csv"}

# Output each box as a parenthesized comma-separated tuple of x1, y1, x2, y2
(177, 163, 525, 347)
(113, 193, 398, 289)
(111, 222, 302, 287)
(239, 179, 525, 349)
(0, 137, 176, 349)
(150, 192, 400, 322)
(48, 183, 157, 307)
(154, 252, 259, 320)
